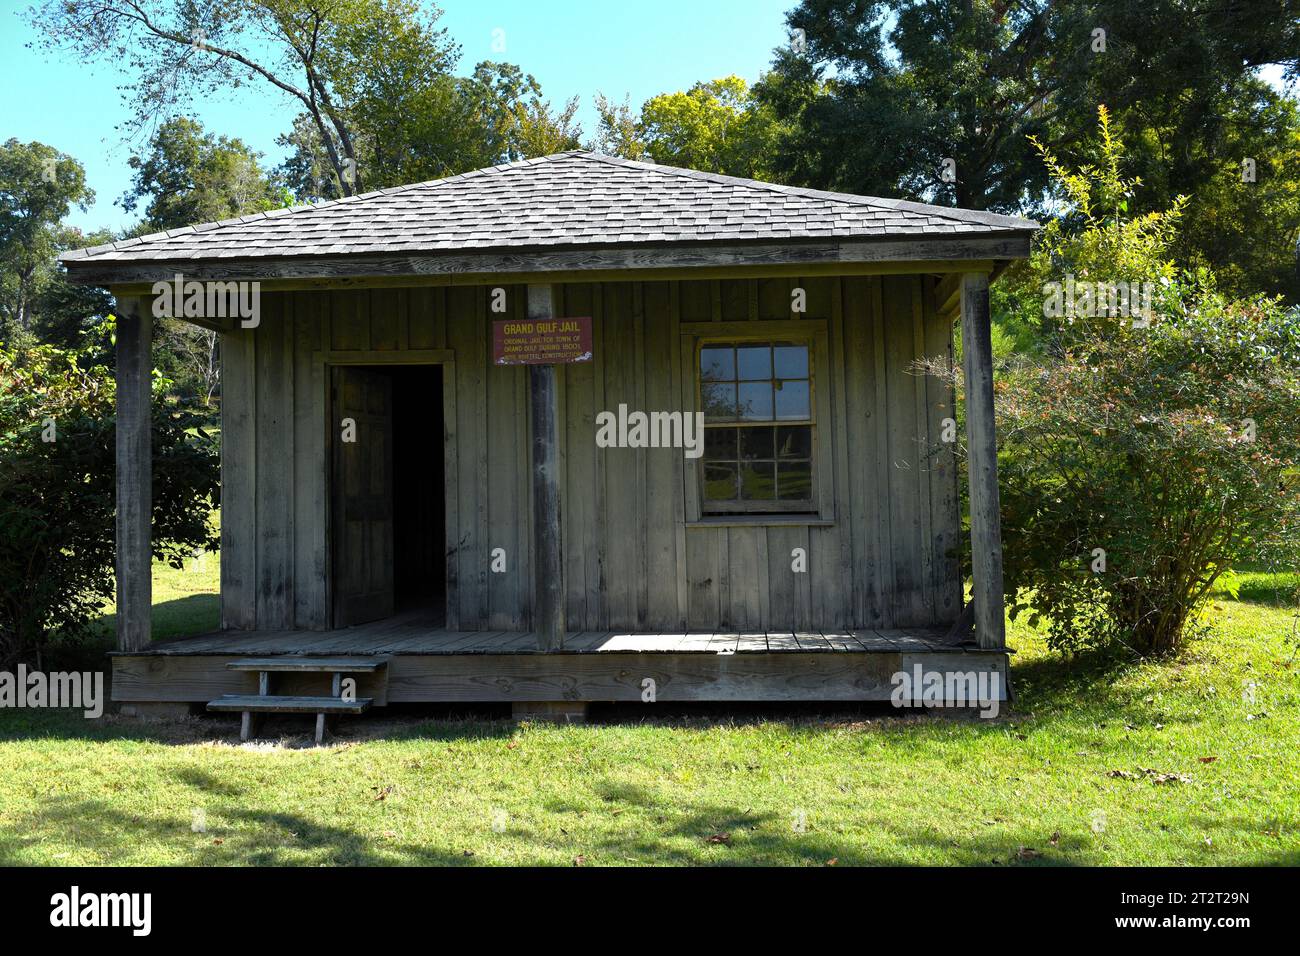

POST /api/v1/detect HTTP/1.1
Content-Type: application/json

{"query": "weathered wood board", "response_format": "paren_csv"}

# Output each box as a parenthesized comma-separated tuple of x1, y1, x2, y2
(219, 275, 963, 634)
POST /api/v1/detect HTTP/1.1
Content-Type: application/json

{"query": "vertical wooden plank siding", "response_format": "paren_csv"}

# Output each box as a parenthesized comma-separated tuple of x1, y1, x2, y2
(924, 280, 963, 624)
(220, 321, 257, 630)
(218, 274, 967, 635)
(960, 272, 1007, 648)
(254, 294, 294, 629)
(114, 296, 152, 650)
(292, 291, 327, 629)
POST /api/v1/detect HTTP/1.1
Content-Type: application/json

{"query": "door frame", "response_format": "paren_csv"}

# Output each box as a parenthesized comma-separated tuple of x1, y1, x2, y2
(315, 349, 458, 630)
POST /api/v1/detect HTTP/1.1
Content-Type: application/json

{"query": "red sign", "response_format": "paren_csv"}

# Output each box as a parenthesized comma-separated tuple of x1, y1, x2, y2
(493, 317, 593, 366)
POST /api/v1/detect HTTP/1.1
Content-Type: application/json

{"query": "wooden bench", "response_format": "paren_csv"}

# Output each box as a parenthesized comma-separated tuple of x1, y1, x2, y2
(207, 656, 388, 744)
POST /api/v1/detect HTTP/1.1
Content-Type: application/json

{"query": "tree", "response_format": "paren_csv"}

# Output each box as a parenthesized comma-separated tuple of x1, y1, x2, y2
(31, 0, 459, 196)
(1153, 81, 1300, 302)
(591, 93, 648, 161)
(0, 321, 219, 666)
(0, 140, 93, 337)
(30, 226, 117, 349)
(512, 94, 583, 158)
(120, 117, 286, 406)
(758, 1, 1300, 216)
(121, 117, 286, 231)
(278, 60, 581, 200)
(638, 76, 781, 177)
(961, 112, 1300, 657)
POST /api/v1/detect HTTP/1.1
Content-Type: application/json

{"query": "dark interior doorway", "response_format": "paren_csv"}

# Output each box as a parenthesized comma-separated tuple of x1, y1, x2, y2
(330, 364, 445, 629)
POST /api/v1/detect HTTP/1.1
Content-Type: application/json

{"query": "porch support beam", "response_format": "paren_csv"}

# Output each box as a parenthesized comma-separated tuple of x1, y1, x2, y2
(115, 295, 153, 651)
(527, 284, 565, 651)
(959, 272, 1006, 649)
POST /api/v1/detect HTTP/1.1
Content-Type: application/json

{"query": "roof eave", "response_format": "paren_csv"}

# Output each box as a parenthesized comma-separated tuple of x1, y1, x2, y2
(62, 231, 1034, 289)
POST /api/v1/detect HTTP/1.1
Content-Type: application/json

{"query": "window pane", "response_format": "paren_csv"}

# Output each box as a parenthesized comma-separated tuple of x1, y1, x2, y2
(704, 428, 737, 460)
(704, 463, 738, 500)
(775, 380, 810, 420)
(739, 460, 776, 499)
(702, 382, 737, 421)
(740, 426, 774, 460)
(737, 346, 772, 380)
(700, 347, 734, 381)
(777, 461, 812, 499)
(738, 382, 774, 420)
(776, 425, 812, 459)
(774, 345, 808, 378)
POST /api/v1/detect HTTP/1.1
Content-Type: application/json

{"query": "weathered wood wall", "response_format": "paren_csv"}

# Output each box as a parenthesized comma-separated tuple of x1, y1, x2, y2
(219, 274, 961, 633)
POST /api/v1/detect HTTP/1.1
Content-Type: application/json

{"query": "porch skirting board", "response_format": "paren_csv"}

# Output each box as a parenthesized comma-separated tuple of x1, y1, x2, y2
(110, 629, 1009, 705)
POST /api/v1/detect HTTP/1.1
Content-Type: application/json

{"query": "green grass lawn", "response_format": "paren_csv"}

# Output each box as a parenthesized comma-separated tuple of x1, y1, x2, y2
(0, 563, 1296, 866)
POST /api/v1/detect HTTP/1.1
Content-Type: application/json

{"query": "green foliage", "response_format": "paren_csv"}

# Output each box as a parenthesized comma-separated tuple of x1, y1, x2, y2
(277, 56, 582, 201)
(592, 93, 648, 161)
(1158, 82, 1300, 302)
(31, 0, 463, 196)
(996, 294, 1300, 658)
(637, 76, 782, 177)
(759, 1, 1300, 302)
(757, 0, 1073, 209)
(0, 139, 95, 338)
(0, 322, 219, 665)
(993, 106, 1186, 351)
(985, 115, 1300, 657)
(121, 117, 286, 232)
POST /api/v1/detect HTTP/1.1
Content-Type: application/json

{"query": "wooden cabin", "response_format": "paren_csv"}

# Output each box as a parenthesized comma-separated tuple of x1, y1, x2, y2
(62, 151, 1035, 728)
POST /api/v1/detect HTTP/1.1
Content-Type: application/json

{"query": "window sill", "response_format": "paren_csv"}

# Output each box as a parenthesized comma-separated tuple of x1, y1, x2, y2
(686, 515, 835, 528)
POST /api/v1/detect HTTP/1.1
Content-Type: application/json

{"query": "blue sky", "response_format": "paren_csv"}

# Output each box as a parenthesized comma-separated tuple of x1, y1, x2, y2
(2, 0, 797, 234)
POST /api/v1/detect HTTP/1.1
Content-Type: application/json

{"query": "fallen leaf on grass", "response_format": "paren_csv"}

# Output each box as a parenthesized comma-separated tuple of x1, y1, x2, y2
(705, 833, 732, 846)
(825, 858, 838, 866)
(1198, 756, 1218, 764)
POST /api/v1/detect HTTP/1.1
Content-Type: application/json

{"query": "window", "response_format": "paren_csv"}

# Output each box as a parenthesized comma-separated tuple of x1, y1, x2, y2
(699, 341, 815, 513)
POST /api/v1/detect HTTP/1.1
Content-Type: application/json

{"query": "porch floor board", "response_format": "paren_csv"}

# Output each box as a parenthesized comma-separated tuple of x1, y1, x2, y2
(120, 609, 999, 657)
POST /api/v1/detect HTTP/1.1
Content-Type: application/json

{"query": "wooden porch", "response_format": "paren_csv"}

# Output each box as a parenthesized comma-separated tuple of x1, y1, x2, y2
(110, 611, 1009, 707)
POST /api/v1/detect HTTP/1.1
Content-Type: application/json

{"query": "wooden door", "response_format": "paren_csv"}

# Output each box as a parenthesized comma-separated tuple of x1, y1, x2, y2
(331, 366, 395, 627)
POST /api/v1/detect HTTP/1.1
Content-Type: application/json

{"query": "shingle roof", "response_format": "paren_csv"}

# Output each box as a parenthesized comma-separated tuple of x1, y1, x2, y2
(61, 151, 1036, 266)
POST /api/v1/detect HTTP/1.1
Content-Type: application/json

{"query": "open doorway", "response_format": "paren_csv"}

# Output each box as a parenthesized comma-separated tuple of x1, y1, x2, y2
(330, 364, 446, 629)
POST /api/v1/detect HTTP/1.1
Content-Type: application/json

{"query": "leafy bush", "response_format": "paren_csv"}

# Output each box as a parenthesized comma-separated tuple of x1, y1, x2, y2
(996, 294, 1300, 657)
(0, 320, 218, 666)
(964, 109, 1300, 657)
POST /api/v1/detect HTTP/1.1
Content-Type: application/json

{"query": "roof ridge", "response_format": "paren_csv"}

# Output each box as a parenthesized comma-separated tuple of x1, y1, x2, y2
(570, 151, 1036, 230)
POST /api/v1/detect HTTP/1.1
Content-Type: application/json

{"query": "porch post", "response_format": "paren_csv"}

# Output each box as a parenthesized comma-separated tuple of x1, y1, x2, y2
(959, 272, 1006, 649)
(527, 284, 565, 651)
(115, 295, 152, 651)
